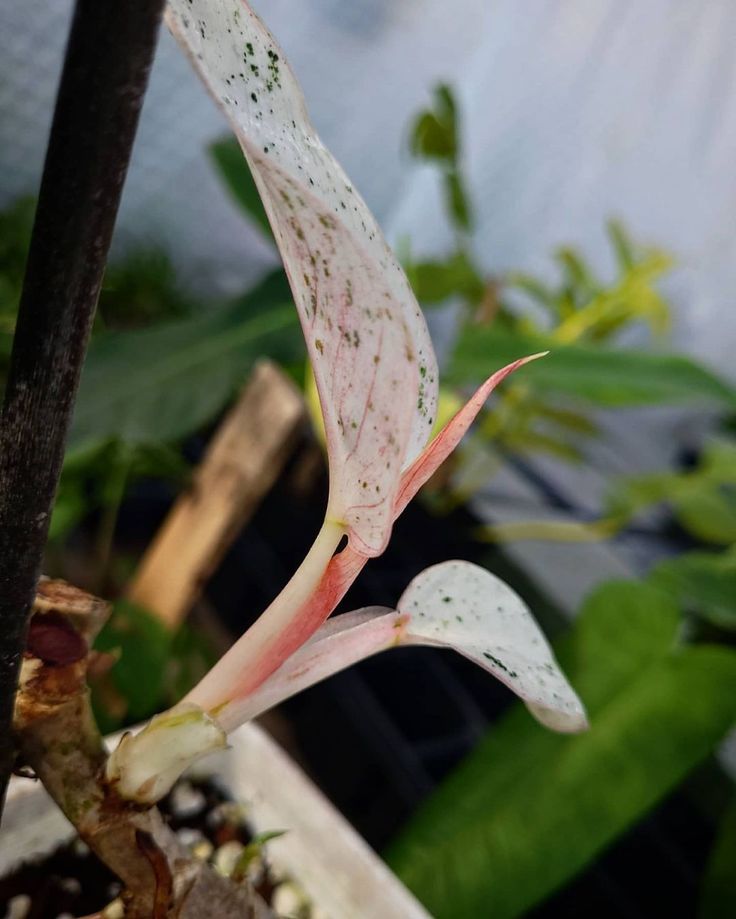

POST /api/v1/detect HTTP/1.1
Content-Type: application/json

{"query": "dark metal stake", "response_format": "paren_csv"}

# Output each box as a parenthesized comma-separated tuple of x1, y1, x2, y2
(0, 0, 167, 813)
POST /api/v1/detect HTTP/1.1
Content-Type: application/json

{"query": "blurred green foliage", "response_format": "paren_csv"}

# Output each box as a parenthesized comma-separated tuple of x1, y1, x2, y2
(606, 439, 736, 546)
(387, 84, 736, 919)
(700, 795, 736, 919)
(409, 84, 473, 233)
(93, 600, 217, 734)
(405, 85, 734, 471)
(210, 136, 274, 242)
(387, 580, 736, 918)
(0, 189, 300, 727)
(70, 270, 300, 452)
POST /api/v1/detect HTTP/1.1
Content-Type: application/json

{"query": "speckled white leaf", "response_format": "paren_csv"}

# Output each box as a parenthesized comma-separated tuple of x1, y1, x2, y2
(216, 562, 586, 735)
(167, 0, 438, 555)
(398, 561, 588, 732)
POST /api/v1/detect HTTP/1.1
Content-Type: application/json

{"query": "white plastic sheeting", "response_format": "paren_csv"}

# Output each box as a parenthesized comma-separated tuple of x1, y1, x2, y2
(1, 0, 734, 373)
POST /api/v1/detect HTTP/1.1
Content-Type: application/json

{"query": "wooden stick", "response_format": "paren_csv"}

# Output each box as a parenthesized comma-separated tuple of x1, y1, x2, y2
(127, 361, 305, 629)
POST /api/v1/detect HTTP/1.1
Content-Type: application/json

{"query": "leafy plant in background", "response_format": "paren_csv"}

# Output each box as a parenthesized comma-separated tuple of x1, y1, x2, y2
(380, 86, 736, 918)
(483, 434, 736, 632)
(405, 85, 735, 492)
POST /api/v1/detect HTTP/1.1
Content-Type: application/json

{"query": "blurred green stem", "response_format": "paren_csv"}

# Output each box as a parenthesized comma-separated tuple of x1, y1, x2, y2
(95, 448, 132, 592)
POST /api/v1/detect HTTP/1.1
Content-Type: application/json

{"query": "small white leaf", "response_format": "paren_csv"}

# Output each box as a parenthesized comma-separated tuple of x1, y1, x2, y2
(398, 561, 588, 732)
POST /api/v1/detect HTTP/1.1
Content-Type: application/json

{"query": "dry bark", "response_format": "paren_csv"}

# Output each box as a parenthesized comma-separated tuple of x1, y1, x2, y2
(13, 579, 271, 919)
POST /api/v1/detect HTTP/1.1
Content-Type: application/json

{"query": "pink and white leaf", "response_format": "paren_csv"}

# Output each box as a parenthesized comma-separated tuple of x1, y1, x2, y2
(221, 562, 587, 735)
(167, 0, 438, 556)
(214, 607, 402, 731)
(186, 355, 540, 714)
(398, 561, 588, 732)
(394, 354, 547, 518)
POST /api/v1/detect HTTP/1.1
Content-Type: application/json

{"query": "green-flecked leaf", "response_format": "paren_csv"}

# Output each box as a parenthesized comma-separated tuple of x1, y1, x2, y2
(651, 549, 736, 629)
(210, 135, 274, 242)
(406, 251, 484, 305)
(397, 561, 587, 732)
(700, 795, 736, 919)
(70, 271, 300, 450)
(387, 583, 736, 918)
(448, 326, 736, 409)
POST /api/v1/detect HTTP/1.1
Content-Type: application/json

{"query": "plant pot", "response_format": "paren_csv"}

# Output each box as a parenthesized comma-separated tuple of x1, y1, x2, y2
(2, 722, 429, 919)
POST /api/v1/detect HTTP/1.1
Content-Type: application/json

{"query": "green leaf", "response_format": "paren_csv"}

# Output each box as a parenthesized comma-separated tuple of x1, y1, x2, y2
(232, 829, 288, 881)
(700, 795, 736, 919)
(165, 622, 219, 706)
(448, 326, 736, 408)
(605, 441, 736, 545)
(445, 170, 472, 234)
(0, 196, 34, 320)
(406, 251, 484, 305)
(409, 85, 473, 233)
(70, 271, 300, 450)
(93, 600, 173, 723)
(650, 549, 736, 629)
(554, 246, 599, 304)
(607, 219, 636, 273)
(210, 135, 274, 242)
(674, 486, 736, 545)
(388, 582, 736, 918)
(506, 272, 559, 313)
(410, 85, 458, 162)
(99, 248, 194, 329)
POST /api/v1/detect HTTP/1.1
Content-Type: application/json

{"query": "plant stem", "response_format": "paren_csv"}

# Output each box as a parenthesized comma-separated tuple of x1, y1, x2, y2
(185, 518, 346, 717)
(0, 0, 166, 814)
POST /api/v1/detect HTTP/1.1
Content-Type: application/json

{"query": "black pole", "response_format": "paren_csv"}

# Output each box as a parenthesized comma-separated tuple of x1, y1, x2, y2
(0, 0, 166, 813)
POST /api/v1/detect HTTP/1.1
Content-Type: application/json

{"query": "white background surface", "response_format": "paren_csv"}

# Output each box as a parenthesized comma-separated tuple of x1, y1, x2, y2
(1, 0, 734, 375)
